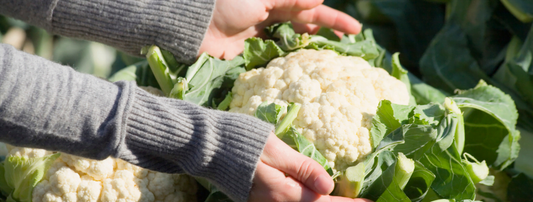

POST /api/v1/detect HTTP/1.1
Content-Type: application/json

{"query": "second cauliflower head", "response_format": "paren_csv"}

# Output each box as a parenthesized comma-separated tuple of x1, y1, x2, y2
(229, 49, 410, 171)
(5, 146, 198, 202)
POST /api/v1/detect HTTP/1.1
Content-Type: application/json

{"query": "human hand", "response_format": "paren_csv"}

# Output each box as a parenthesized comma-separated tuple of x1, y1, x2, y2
(249, 133, 371, 201)
(199, 0, 362, 60)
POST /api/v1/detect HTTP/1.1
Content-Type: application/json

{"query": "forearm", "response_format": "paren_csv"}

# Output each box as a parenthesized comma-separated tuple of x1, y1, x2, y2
(0, 0, 215, 64)
(0, 44, 273, 202)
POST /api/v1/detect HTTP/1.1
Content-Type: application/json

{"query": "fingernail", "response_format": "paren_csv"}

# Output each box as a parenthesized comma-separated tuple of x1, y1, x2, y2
(314, 175, 333, 194)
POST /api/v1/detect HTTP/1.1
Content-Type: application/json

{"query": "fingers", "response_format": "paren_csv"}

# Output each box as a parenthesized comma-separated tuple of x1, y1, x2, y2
(250, 161, 321, 201)
(263, 0, 324, 11)
(261, 134, 334, 195)
(270, 5, 362, 35)
(251, 161, 374, 202)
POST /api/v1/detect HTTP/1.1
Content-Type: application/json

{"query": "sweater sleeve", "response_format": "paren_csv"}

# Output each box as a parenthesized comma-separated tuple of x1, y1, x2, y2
(0, 0, 214, 64)
(0, 43, 273, 202)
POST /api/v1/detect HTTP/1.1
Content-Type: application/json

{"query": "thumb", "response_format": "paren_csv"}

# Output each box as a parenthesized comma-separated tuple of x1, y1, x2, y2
(261, 134, 334, 195)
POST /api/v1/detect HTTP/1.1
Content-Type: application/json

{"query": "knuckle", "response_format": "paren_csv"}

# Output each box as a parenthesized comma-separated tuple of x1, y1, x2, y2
(297, 159, 318, 181)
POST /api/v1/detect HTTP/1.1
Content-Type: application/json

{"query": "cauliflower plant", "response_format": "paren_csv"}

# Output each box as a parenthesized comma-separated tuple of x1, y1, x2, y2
(5, 146, 197, 202)
(229, 49, 410, 171)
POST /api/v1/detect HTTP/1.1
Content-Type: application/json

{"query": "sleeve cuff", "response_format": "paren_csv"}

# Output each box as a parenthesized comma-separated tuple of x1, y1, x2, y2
(117, 87, 274, 201)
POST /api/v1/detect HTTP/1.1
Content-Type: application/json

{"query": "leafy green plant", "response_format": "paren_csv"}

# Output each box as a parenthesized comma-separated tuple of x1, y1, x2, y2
(117, 22, 522, 201)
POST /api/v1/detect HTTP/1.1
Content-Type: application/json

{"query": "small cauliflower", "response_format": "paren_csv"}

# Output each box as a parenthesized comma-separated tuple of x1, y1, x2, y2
(230, 49, 410, 171)
(3, 145, 197, 202)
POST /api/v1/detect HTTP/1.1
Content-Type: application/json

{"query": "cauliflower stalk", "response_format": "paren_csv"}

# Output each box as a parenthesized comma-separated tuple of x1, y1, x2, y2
(229, 49, 410, 171)
(1, 146, 197, 202)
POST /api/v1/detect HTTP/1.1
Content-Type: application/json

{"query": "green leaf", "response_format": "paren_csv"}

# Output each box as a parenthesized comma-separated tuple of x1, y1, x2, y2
(289, 128, 334, 176)
(390, 52, 416, 105)
(266, 22, 310, 51)
(315, 27, 341, 41)
(107, 61, 161, 89)
(419, 145, 476, 200)
(408, 73, 448, 105)
(500, 0, 533, 22)
(453, 81, 520, 169)
(419, 0, 498, 93)
(407, 102, 475, 200)
(360, 151, 399, 200)
(392, 124, 438, 161)
(254, 102, 287, 125)
(3, 153, 60, 202)
(180, 54, 246, 107)
(375, 153, 415, 202)
(243, 38, 284, 70)
(493, 26, 533, 108)
(359, 132, 406, 197)
(253, 102, 333, 175)
(0, 164, 11, 198)
(514, 127, 533, 178)
(391, 53, 411, 93)
(368, 0, 445, 70)
(309, 35, 380, 60)
(409, 104, 446, 127)
(419, 23, 492, 93)
(403, 162, 436, 201)
(216, 92, 233, 111)
(370, 100, 415, 149)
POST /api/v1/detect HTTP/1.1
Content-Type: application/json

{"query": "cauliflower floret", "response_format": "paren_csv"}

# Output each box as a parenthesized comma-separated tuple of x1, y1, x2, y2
(77, 176, 102, 202)
(230, 49, 409, 171)
(100, 170, 147, 202)
(147, 172, 175, 200)
(61, 154, 115, 181)
(6, 146, 197, 202)
(40, 166, 82, 202)
(7, 146, 54, 158)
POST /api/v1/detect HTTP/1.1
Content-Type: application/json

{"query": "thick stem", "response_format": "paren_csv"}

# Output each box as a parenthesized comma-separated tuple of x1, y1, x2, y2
(445, 98, 465, 154)
(394, 153, 415, 190)
(275, 103, 301, 138)
(145, 46, 175, 96)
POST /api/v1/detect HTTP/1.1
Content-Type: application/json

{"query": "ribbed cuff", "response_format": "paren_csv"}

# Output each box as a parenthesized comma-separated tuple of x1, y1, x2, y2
(118, 88, 274, 202)
(50, 0, 215, 63)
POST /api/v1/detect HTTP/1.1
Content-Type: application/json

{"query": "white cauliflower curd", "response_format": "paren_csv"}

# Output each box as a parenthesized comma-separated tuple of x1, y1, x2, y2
(229, 49, 410, 171)
(5, 146, 197, 202)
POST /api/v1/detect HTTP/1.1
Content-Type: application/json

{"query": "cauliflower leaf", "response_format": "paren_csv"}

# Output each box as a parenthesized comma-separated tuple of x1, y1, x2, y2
(0, 153, 60, 202)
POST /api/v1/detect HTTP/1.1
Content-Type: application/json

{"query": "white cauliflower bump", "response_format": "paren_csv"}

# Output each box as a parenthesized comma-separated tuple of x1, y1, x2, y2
(230, 49, 410, 170)
(3, 146, 197, 202)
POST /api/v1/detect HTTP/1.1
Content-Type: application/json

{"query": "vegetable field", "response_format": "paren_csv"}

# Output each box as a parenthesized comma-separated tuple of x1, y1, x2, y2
(1, 0, 533, 201)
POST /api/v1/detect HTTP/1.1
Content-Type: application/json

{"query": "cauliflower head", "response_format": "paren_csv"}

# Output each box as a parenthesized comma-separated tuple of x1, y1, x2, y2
(4, 146, 197, 202)
(229, 49, 410, 171)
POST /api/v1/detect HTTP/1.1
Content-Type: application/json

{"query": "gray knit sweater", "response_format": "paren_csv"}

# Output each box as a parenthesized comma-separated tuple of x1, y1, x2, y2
(0, 1, 274, 202)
